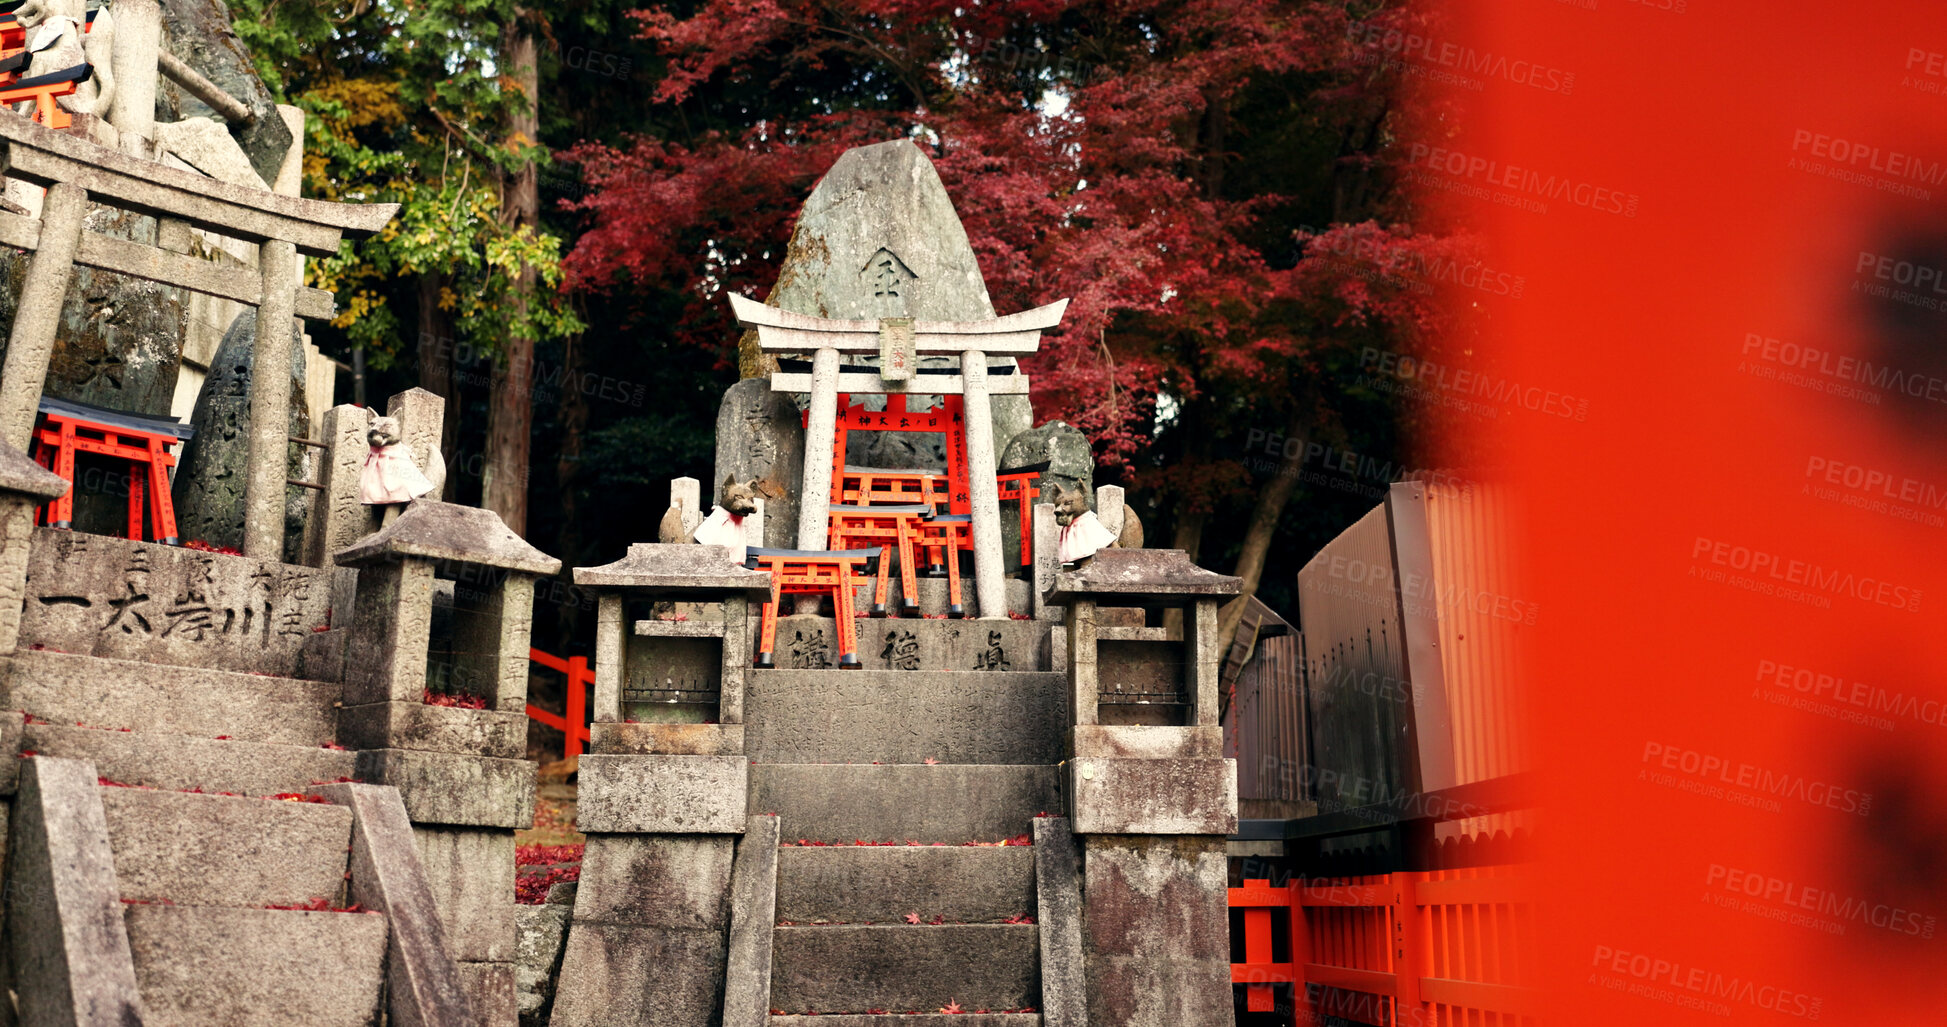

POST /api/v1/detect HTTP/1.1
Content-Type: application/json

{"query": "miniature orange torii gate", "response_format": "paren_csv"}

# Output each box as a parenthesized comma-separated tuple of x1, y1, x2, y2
(0, 112, 396, 558)
(728, 293, 1067, 619)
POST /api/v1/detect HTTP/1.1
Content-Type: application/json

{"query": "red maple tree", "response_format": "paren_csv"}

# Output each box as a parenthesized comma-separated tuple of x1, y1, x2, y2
(561, 0, 1463, 622)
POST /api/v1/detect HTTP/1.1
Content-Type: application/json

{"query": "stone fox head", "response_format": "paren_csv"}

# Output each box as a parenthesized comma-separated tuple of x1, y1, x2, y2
(720, 475, 761, 517)
(367, 416, 403, 450)
(1050, 482, 1089, 526)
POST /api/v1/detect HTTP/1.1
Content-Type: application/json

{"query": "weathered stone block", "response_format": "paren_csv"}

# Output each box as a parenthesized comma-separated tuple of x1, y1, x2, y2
(548, 922, 727, 1027)
(1068, 757, 1237, 835)
(19, 528, 332, 675)
(23, 724, 356, 797)
(339, 701, 528, 759)
(760, 613, 1049, 673)
(722, 816, 779, 1027)
(412, 826, 516, 963)
(749, 764, 1060, 844)
(309, 782, 477, 1027)
(775, 845, 1034, 924)
(8, 648, 342, 746)
(0, 710, 20, 795)
(744, 668, 1063, 765)
(1081, 835, 1233, 1027)
(1033, 816, 1087, 1027)
(355, 748, 535, 828)
(576, 754, 746, 834)
(100, 787, 352, 908)
(770, 924, 1039, 1013)
(457, 961, 517, 1027)
(590, 721, 743, 756)
(514, 904, 571, 1025)
(341, 559, 435, 706)
(571, 834, 736, 931)
(1072, 724, 1224, 760)
(124, 905, 387, 1027)
(715, 377, 803, 550)
(6, 756, 147, 1027)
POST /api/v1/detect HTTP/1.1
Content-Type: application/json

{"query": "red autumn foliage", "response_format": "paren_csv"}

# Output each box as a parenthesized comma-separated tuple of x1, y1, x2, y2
(271, 793, 332, 804)
(560, 0, 1455, 485)
(182, 539, 242, 555)
(422, 688, 489, 710)
(516, 842, 587, 904)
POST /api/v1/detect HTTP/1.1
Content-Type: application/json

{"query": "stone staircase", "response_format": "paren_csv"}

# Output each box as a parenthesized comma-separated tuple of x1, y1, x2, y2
(4, 596, 477, 1025)
(745, 665, 1061, 1022)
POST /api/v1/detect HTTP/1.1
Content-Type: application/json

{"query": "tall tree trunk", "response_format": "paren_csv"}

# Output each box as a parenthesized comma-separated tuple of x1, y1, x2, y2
(1220, 405, 1309, 645)
(484, 10, 539, 534)
(553, 324, 589, 649)
(415, 271, 459, 458)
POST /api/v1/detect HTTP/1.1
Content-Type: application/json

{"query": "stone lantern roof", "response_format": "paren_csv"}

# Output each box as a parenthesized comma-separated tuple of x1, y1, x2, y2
(333, 500, 561, 575)
(1046, 548, 1242, 605)
(572, 542, 773, 598)
(0, 440, 69, 501)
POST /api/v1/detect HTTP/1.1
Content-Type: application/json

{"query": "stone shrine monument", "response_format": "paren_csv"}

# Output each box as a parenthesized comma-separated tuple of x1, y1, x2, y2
(540, 138, 1242, 1027)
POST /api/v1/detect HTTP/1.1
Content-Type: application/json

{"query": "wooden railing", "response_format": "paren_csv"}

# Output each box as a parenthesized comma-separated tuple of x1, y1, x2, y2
(1231, 865, 1539, 1025)
(526, 647, 592, 759)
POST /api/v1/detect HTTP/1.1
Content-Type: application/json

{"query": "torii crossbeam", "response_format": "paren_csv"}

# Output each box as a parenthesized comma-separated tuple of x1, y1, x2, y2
(730, 293, 1069, 619)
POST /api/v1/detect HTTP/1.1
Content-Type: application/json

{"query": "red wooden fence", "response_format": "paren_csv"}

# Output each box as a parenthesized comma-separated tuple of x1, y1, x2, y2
(526, 648, 592, 759)
(1232, 865, 1539, 1025)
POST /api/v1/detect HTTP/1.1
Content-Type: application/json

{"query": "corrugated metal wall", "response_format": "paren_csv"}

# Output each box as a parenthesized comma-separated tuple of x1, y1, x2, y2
(1231, 632, 1304, 814)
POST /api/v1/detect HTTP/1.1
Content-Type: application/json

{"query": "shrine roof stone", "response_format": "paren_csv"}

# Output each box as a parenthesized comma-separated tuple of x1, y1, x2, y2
(573, 543, 775, 597)
(334, 501, 561, 575)
(1047, 549, 1242, 604)
(0, 439, 69, 500)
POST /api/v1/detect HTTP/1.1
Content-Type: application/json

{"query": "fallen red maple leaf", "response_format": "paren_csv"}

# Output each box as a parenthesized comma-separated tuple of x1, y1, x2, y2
(941, 1000, 964, 1013)
(904, 912, 922, 924)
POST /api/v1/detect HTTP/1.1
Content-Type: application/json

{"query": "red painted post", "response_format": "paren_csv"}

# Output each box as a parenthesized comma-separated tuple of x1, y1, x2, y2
(565, 655, 589, 758)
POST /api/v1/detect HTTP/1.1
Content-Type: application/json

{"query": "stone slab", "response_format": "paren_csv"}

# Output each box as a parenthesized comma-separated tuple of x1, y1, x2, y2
(591, 721, 744, 756)
(0, 710, 20, 795)
(309, 782, 478, 1027)
(750, 764, 1060, 844)
(745, 669, 1062, 765)
(19, 528, 333, 675)
(339, 701, 528, 759)
(123, 905, 387, 1027)
(354, 748, 535, 828)
(1048, 548, 1241, 604)
(770, 924, 1039, 1013)
(775, 845, 1034, 924)
(1032, 817, 1087, 1027)
(576, 754, 747, 834)
(7, 756, 147, 1027)
(335, 500, 560, 575)
(575, 541, 775, 596)
(513, 904, 571, 1023)
(8, 648, 341, 745)
(722, 815, 781, 1027)
(756, 614, 1050, 673)
(1068, 757, 1237, 835)
(100, 786, 352, 908)
(570, 834, 735, 931)
(548, 921, 727, 1027)
(457, 961, 517, 1027)
(715, 378, 804, 549)
(412, 826, 516, 963)
(1080, 835, 1232, 1027)
(1071, 725, 1223, 760)
(23, 724, 356, 796)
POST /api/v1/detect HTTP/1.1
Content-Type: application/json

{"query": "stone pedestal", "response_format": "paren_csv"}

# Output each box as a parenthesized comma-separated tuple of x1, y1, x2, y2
(333, 501, 561, 1024)
(1047, 548, 1242, 1027)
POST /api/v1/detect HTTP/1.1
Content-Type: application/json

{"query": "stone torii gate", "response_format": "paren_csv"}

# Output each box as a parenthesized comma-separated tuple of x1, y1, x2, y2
(0, 112, 396, 558)
(729, 292, 1067, 619)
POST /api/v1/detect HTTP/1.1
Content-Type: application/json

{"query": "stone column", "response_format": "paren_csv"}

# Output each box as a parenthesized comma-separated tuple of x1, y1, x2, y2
(795, 347, 841, 550)
(108, 0, 159, 155)
(303, 404, 374, 567)
(593, 593, 624, 723)
(961, 350, 1006, 618)
(0, 183, 89, 451)
(244, 239, 299, 558)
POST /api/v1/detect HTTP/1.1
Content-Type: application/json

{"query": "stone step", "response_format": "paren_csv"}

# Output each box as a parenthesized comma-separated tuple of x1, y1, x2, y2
(770, 924, 1039, 1013)
(772, 1017, 1041, 1026)
(745, 669, 1063, 764)
(8, 648, 341, 745)
(124, 904, 389, 1027)
(751, 764, 1061, 844)
(23, 723, 357, 797)
(751, 614, 1051, 673)
(99, 786, 353, 908)
(775, 845, 1035, 924)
